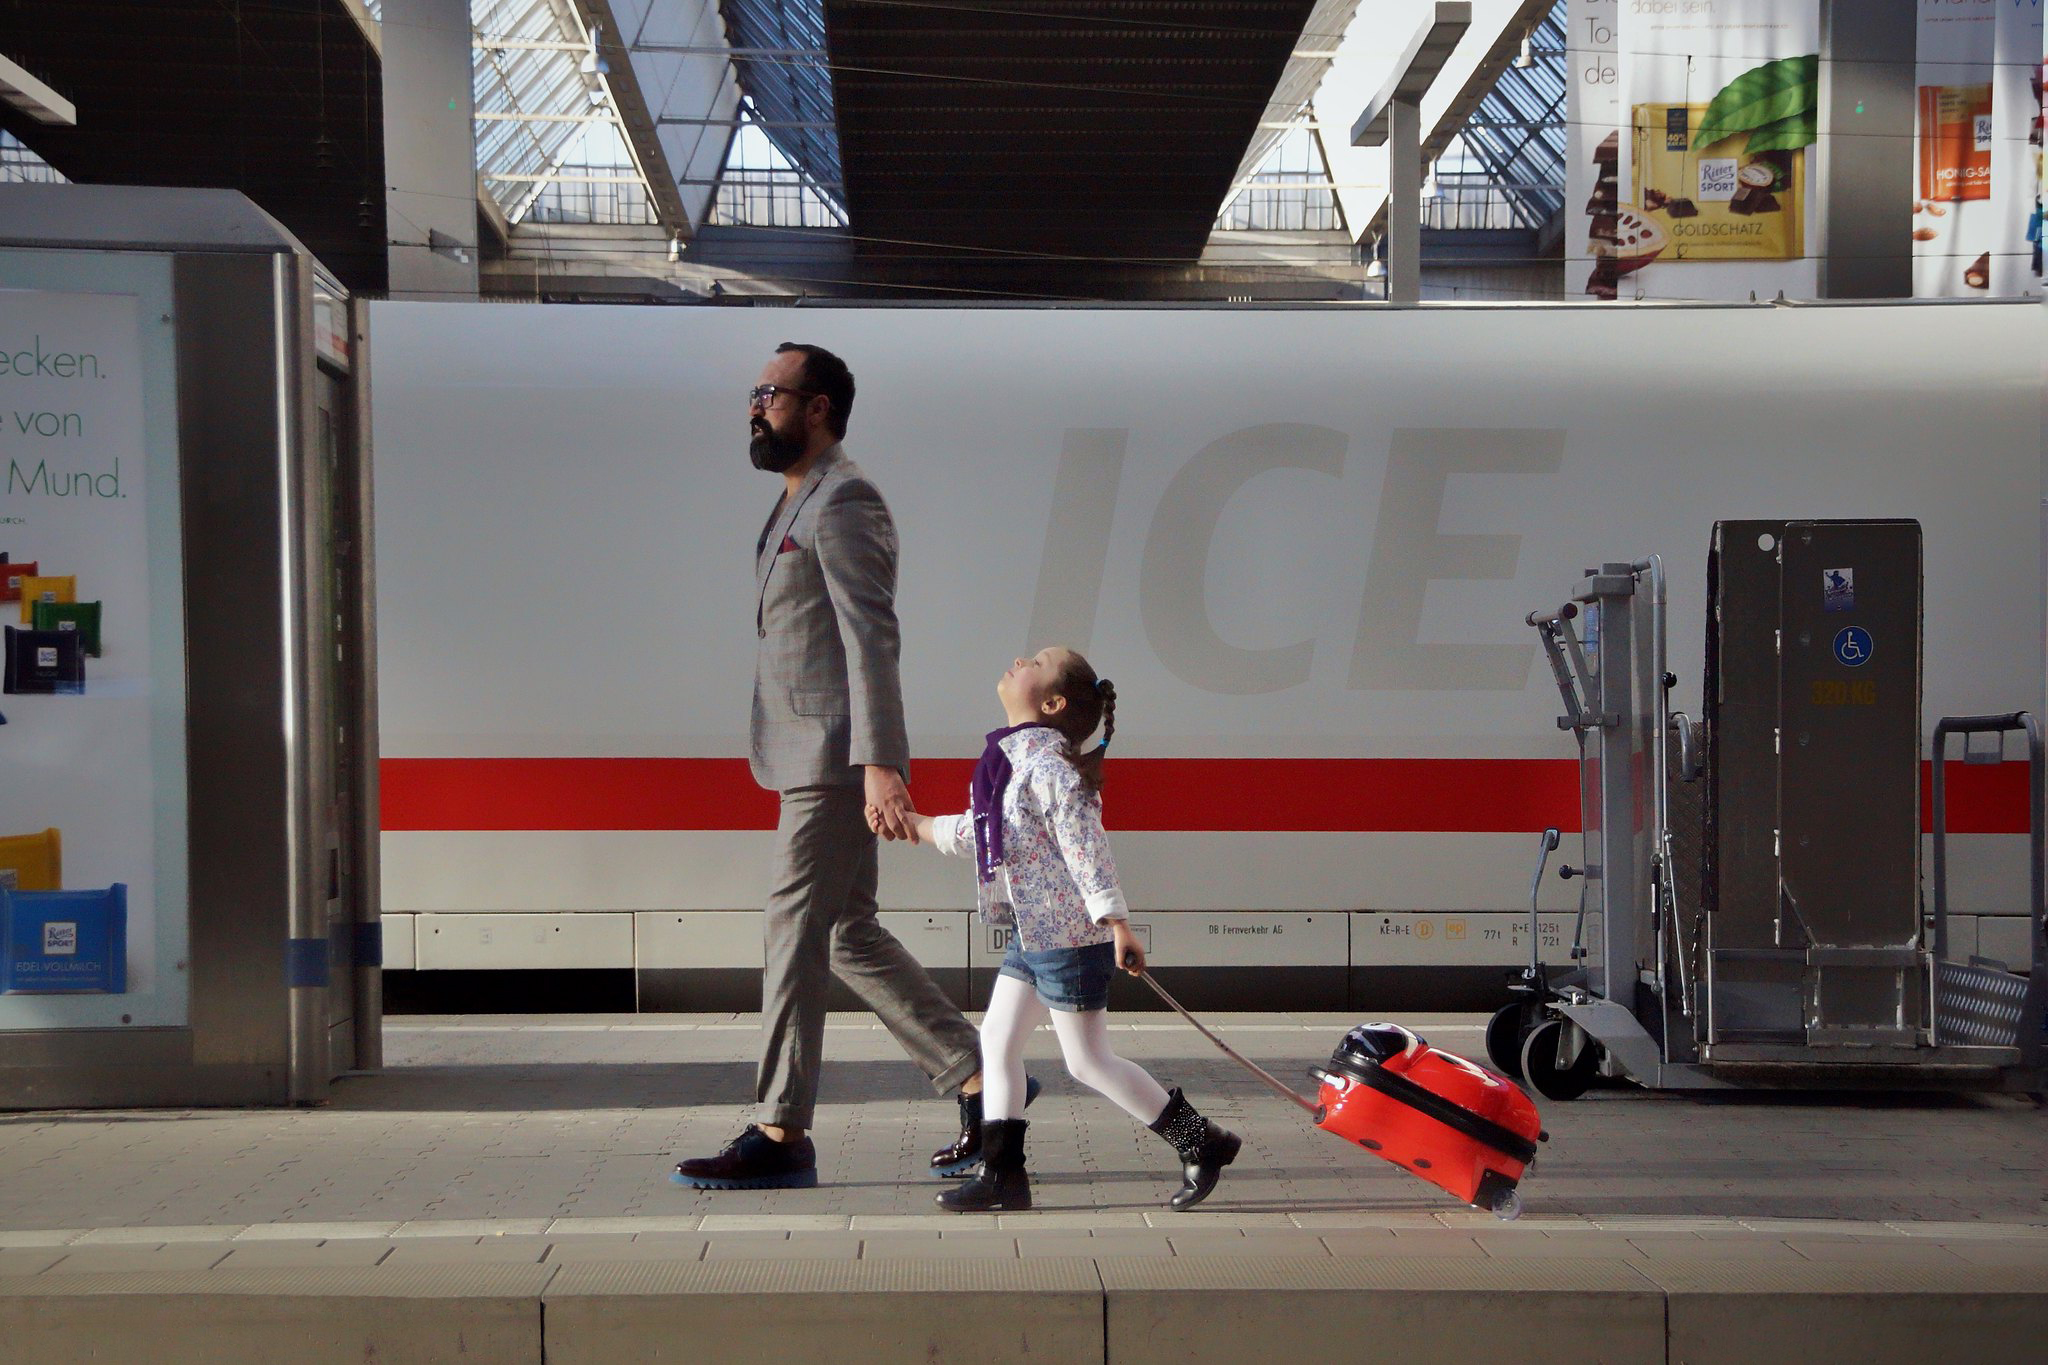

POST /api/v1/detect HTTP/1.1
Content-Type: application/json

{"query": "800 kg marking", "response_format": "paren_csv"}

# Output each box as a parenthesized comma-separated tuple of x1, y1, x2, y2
(1811, 680, 1877, 706)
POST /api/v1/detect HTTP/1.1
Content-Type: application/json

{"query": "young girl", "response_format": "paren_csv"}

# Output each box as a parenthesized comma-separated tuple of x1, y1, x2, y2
(883, 647, 1241, 1213)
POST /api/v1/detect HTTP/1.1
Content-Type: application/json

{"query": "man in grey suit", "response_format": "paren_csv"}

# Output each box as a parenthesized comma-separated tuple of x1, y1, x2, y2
(672, 342, 987, 1190)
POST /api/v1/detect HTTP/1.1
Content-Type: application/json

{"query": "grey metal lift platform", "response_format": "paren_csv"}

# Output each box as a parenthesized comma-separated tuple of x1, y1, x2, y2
(1493, 521, 2045, 1098)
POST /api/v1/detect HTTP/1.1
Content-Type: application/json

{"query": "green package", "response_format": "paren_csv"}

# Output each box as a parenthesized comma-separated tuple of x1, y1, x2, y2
(31, 600, 101, 657)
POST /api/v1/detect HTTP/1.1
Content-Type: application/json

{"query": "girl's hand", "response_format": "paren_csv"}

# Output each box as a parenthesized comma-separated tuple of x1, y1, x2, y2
(1112, 920, 1146, 976)
(876, 806, 939, 847)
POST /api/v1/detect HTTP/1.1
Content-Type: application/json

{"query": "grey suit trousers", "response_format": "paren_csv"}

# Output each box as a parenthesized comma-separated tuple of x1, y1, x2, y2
(756, 785, 981, 1129)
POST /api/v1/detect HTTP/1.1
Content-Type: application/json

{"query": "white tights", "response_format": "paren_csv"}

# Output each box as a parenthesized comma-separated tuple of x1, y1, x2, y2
(980, 973, 1171, 1123)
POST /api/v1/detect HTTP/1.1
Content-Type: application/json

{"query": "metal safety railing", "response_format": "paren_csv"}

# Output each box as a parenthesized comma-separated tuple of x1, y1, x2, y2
(1929, 712, 2045, 1063)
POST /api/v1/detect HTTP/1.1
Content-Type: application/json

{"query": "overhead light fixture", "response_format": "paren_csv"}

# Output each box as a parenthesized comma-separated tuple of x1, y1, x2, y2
(1364, 233, 1386, 279)
(1514, 30, 1536, 69)
(580, 23, 610, 75)
(0, 53, 75, 126)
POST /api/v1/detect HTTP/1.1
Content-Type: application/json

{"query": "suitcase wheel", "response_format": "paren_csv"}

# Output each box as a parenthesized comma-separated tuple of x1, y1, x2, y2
(1475, 1170, 1523, 1221)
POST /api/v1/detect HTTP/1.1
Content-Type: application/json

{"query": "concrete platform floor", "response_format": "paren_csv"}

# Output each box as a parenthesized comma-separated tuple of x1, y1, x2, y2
(2, 1012, 2045, 1363)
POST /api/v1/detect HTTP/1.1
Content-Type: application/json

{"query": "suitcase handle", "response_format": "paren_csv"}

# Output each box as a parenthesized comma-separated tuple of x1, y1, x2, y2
(1139, 969, 1323, 1118)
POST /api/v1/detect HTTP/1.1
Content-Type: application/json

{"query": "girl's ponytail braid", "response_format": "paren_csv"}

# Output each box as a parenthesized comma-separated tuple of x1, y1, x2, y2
(1051, 654, 1114, 796)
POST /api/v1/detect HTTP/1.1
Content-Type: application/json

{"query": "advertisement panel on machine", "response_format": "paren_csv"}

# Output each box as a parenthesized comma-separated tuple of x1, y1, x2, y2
(0, 284, 186, 1028)
(368, 303, 2041, 928)
(1571, 0, 1821, 300)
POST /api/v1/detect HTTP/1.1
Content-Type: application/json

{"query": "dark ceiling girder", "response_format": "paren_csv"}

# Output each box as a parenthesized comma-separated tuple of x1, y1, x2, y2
(0, 0, 388, 293)
(822, 0, 1325, 261)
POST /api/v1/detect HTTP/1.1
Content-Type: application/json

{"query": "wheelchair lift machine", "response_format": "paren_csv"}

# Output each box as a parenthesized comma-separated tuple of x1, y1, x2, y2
(1491, 520, 2046, 1100)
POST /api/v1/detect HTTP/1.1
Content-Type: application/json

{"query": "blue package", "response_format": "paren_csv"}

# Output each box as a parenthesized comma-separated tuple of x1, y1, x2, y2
(1, 884, 127, 993)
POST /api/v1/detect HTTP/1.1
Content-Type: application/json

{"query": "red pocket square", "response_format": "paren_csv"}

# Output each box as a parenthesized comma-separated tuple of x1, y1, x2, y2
(777, 535, 800, 554)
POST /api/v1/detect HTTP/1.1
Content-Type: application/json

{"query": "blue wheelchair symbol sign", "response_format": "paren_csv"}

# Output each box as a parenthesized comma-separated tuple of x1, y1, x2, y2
(1833, 626, 1874, 668)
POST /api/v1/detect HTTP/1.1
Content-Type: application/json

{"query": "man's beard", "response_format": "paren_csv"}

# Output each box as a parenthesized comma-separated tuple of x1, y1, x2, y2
(749, 421, 806, 472)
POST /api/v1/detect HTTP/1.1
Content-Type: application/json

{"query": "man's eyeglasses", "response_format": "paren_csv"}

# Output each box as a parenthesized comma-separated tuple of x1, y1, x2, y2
(748, 384, 818, 410)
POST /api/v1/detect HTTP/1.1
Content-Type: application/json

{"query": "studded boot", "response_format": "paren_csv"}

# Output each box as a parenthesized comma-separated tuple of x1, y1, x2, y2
(1148, 1087, 1241, 1211)
(930, 1075, 1041, 1178)
(935, 1118, 1032, 1213)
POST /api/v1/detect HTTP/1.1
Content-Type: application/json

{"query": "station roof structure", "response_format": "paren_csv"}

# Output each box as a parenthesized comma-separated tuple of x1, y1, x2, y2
(0, 0, 1566, 298)
(1455, 5, 1565, 231)
(822, 0, 1329, 262)
(647, 0, 1563, 275)
(0, 0, 390, 292)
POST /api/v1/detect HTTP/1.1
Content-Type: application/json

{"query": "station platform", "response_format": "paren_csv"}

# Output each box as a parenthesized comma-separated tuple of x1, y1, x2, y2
(2, 1012, 2044, 1362)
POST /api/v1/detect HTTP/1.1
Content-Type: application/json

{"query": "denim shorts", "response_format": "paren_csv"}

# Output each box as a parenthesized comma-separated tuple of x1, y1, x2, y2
(998, 939, 1116, 1013)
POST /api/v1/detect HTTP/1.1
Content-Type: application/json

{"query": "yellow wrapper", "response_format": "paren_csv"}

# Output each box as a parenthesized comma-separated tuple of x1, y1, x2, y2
(0, 828, 62, 892)
(1631, 103, 1805, 262)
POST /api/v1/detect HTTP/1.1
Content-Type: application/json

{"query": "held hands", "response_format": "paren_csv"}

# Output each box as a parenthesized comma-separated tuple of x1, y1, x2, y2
(1112, 920, 1146, 976)
(865, 802, 933, 845)
(863, 765, 920, 843)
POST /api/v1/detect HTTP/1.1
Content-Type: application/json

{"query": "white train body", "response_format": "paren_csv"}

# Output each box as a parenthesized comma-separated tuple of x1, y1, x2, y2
(369, 302, 2042, 1008)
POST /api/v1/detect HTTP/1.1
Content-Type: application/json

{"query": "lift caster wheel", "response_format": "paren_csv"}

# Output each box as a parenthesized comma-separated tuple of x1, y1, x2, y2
(1485, 1005, 1530, 1079)
(1489, 1187, 1523, 1222)
(1520, 1018, 1600, 1101)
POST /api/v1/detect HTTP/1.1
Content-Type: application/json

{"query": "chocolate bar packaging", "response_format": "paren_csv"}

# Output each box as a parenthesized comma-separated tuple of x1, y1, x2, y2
(30, 600, 101, 657)
(0, 829, 61, 893)
(0, 561, 38, 604)
(1, 884, 127, 994)
(3, 625, 84, 695)
(1918, 85, 1992, 203)
(17, 574, 75, 626)
(1631, 103, 1804, 262)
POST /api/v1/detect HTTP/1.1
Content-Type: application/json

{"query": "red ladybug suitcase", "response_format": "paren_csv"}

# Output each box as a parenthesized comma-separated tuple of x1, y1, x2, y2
(1310, 1022, 1545, 1218)
(1139, 972, 1546, 1219)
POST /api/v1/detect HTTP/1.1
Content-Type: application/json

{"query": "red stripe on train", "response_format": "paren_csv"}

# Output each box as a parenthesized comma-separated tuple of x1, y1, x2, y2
(378, 757, 2032, 835)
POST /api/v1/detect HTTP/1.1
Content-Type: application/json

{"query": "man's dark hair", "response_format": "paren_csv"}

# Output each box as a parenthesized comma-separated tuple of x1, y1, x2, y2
(776, 342, 855, 440)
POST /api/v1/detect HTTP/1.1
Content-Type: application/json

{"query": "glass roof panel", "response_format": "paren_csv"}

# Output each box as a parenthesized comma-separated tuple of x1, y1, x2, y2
(471, 0, 659, 224)
(1216, 111, 1345, 233)
(716, 0, 841, 197)
(1447, 4, 1566, 229)
(711, 108, 845, 226)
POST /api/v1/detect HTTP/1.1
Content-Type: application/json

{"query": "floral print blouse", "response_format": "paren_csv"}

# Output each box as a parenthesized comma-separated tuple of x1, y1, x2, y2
(930, 724, 1128, 951)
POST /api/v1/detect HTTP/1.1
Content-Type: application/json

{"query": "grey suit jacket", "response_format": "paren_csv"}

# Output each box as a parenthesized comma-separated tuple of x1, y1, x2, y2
(750, 444, 910, 791)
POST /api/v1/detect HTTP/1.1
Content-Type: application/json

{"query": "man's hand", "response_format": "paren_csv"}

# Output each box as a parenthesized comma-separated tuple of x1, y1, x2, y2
(864, 765, 918, 843)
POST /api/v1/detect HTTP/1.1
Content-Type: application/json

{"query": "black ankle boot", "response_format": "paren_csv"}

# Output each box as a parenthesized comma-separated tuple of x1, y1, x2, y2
(1148, 1088, 1241, 1212)
(936, 1118, 1032, 1212)
(930, 1076, 1041, 1177)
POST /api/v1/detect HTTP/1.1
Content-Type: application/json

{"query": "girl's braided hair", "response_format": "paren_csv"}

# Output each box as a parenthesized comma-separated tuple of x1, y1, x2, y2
(1047, 650, 1115, 796)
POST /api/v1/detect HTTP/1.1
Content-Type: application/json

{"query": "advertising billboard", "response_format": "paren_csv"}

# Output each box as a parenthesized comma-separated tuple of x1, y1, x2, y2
(0, 275, 188, 1029)
(1572, 0, 1821, 301)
